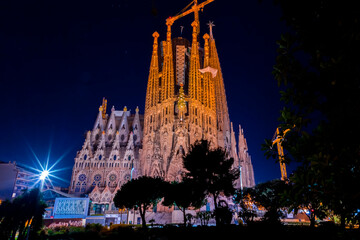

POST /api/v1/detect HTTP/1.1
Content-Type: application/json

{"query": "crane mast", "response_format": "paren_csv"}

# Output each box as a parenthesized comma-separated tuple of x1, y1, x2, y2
(272, 127, 290, 181)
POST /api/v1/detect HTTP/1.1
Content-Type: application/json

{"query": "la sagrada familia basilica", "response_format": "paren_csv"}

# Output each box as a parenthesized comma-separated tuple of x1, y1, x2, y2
(69, 0, 255, 212)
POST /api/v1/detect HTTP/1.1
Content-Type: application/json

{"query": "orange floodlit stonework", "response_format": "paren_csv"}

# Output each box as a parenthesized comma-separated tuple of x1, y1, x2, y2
(69, 0, 255, 212)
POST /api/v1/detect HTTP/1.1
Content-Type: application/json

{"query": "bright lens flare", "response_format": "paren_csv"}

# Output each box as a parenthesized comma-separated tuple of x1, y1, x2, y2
(40, 170, 49, 180)
(22, 140, 72, 190)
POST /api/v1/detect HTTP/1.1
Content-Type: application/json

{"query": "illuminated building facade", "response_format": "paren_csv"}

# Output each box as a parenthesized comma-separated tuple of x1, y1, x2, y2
(69, 104, 143, 211)
(141, 18, 256, 188)
(69, 2, 255, 211)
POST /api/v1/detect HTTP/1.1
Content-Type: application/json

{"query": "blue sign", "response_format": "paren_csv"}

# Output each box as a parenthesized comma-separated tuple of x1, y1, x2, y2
(53, 198, 90, 219)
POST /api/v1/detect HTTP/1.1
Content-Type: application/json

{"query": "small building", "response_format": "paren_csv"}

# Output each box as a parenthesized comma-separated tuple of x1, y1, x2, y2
(0, 161, 45, 201)
(0, 162, 18, 202)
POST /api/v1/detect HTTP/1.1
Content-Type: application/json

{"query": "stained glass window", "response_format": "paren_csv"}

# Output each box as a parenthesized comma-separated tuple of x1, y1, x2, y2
(109, 174, 117, 182)
(94, 174, 102, 181)
(78, 174, 86, 181)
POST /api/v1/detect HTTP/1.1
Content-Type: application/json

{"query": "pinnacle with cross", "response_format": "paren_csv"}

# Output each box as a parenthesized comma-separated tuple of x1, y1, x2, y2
(207, 21, 215, 39)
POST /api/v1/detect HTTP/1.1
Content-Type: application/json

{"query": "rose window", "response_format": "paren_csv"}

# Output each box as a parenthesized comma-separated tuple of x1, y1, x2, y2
(94, 174, 102, 181)
(109, 174, 117, 182)
(78, 174, 86, 181)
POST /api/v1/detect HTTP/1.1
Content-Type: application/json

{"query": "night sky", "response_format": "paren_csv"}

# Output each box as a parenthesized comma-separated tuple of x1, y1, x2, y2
(0, 0, 292, 187)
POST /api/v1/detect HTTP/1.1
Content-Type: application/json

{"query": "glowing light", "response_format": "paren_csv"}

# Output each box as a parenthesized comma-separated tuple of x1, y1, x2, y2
(40, 170, 49, 180)
(22, 140, 72, 191)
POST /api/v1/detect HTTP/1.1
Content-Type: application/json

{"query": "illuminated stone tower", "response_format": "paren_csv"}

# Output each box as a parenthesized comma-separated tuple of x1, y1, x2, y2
(142, 3, 254, 187)
(69, 2, 255, 211)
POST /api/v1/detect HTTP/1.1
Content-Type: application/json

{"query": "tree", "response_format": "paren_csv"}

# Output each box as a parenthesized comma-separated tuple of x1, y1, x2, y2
(233, 189, 257, 225)
(113, 176, 166, 228)
(196, 211, 213, 226)
(284, 166, 327, 227)
(162, 179, 205, 227)
(247, 180, 288, 225)
(265, 0, 360, 228)
(183, 140, 239, 226)
(0, 188, 47, 240)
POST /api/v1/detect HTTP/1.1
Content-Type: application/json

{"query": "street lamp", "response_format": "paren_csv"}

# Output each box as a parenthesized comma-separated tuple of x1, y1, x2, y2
(39, 170, 49, 180)
(39, 169, 49, 190)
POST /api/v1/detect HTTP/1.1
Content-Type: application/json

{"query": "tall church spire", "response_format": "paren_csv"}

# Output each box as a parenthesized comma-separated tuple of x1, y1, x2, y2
(202, 33, 216, 110)
(189, 21, 201, 100)
(145, 32, 160, 110)
(161, 24, 175, 101)
(209, 28, 231, 149)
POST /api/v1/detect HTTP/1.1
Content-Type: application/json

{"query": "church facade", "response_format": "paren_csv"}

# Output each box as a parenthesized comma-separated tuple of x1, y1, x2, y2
(69, 8, 255, 211)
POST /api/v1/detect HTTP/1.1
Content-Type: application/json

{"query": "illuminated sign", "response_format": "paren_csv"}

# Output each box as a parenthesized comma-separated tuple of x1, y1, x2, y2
(53, 198, 89, 219)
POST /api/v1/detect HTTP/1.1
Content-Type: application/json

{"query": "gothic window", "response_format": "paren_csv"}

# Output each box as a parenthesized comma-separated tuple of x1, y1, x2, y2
(81, 182, 86, 192)
(109, 174, 117, 182)
(133, 135, 137, 142)
(84, 154, 87, 160)
(122, 125, 125, 129)
(95, 134, 99, 140)
(179, 145, 185, 156)
(134, 124, 138, 130)
(108, 135, 112, 141)
(113, 155, 117, 160)
(98, 155, 102, 160)
(128, 155, 131, 161)
(94, 174, 102, 182)
(121, 135, 125, 141)
(75, 182, 81, 192)
(111, 204, 116, 211)
(78, 174, 86, 182)
(110, 124, 113, 129)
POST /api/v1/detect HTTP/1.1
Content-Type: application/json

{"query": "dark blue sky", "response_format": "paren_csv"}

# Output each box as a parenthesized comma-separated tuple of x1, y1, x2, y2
(0, 0, 292, 186)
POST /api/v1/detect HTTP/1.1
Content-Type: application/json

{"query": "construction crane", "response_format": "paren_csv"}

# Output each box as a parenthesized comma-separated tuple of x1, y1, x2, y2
(272, 127, 291, 181)
(165, 0, 214, 35)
